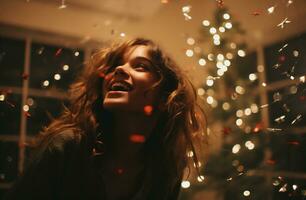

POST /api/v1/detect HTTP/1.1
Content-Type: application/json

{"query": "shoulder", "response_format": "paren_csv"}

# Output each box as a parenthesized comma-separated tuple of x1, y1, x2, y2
(31, 129, 84, 163)
(47, 129, 82, 152)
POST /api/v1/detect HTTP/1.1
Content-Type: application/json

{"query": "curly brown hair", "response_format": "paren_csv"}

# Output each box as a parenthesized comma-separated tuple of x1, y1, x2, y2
(36, 38, 207, 198)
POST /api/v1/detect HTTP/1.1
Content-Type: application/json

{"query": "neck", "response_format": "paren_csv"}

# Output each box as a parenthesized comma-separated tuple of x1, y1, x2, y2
(102, 110, 159, 168)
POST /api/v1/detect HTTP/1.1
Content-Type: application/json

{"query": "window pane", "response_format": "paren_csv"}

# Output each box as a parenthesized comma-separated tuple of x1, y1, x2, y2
(26, 96, 65, 135)
(0, 93, 21, 135)
(30, 42, 84, 90)
(0, 141, 18, 183)
(265, 32, 306, 83)
(268, 84, 306, 128)
(0, 36, 25, 87)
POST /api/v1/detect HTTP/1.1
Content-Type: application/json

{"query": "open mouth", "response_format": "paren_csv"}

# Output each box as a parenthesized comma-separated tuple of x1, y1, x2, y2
(109, 81, 133, 92)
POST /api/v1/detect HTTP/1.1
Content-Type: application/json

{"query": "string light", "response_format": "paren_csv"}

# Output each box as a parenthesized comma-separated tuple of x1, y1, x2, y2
(244, 108, 251, 116)
(226, 52, 233, 59)
(236, 118, 243, 126)
(181, 181, 191, 188)
(223, 13, 230, 20)
(23, 105, 29, 112)
(209, 27, 217, 34)
(225, 22, 232, 29)
(197, 88, 205, 96)
(243, 190, 251, 197)
(43, 80, 50, 87)
(249, 73, 257, 81)
(219, 27, 225, 32)
(202, 20, 210, 26)
(186, 37, 195, 45)
(206, 79, 214, 86)
(222, 102, 230, 110)
(245, 141, 255, 150)
(213, 34, 221, 40)
(54, 74, 61, 80)
(198, 58, 207, 66)
(213, 40, 221, 45)
(232, 144, 241, 154)
(250, 104, 259, 113)
(206, 96, 214, 104)
(63, 64, 69, 71)
(237, 49, 246, 57)
(186, 49, 194, 57)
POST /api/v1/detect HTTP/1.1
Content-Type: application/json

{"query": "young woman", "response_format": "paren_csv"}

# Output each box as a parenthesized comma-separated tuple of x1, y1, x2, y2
(5, 38, 206, 200)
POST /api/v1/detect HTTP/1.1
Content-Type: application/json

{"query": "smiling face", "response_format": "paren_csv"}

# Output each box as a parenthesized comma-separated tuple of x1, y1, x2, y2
(102, 45, 161, 114)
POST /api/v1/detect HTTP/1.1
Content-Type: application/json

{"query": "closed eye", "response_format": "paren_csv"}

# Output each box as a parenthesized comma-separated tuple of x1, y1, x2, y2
(134, 62, 150, 71)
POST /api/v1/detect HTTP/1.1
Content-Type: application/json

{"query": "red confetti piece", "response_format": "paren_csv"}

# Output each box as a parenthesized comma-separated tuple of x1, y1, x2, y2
(253, 122, 264, 133)
(222, 127, 231, 135)
(129, 134, 146, 143)
(55, 48, 63, 57)
(288, 141, 299, 145)
(299, 96, 306, 101)
(115, 168, 124, 175)
(266, 159, 276, 165)
(24, 111, 31, 117)
(98, 72, 105, 78)
(279, 55, 286, 62)
(22, 73, 29, 80)
(144, 105, 153, 116)
(18, 142, 28, 148)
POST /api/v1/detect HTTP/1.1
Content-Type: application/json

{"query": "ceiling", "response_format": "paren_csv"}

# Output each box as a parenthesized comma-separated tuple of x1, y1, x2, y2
(1, 0, 306, 85)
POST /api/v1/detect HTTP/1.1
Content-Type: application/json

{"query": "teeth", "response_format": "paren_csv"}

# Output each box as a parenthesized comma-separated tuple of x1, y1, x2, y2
(110, 82, 131, 91)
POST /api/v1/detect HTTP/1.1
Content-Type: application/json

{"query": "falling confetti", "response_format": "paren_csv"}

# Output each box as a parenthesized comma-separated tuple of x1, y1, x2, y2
(277, 17, 291, 29)
(182, 5, 192, 20)
(279, 183, 288, 192)
(129, 134, 146, 143)
(288, 141, 300, 145)
(266, 128, 283, 132)
(274, 115, 286, 123)
(260, 104, 269, 109)
(55, 48, 63, 56)
(282, 104, 290, 112)
(58, 0, 67, 9)
(278, 43, 288, 52)
(115, 168, 124, 175)
(291, 114, 302, 125)
(266, 159, 276, 165)
(22, 73, 29, 80)
(267, 6, 275, 14)
(24, 111, 31, 117)
(144, 105, 153, 116)
(287, 0, 293, 6)
(273, 63, 281, 69)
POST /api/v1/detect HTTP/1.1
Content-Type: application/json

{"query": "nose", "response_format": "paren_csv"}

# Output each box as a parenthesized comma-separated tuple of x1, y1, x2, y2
(114, 65, 129, 77)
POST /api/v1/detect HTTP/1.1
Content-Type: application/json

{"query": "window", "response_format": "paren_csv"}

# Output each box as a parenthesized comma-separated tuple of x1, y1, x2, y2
(0, 28, 86, 198)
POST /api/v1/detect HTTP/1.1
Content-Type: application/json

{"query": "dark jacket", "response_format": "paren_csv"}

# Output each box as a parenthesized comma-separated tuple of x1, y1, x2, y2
(4, 130, 181, 200)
